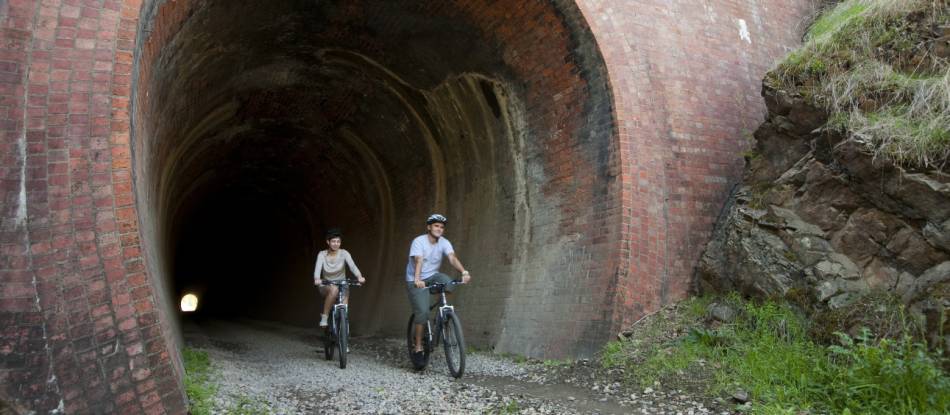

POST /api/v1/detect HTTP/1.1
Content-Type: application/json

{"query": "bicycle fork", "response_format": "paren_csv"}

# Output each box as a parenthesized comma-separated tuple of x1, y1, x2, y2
(330, 303, 347, 335)
(432, 305, 454, 346)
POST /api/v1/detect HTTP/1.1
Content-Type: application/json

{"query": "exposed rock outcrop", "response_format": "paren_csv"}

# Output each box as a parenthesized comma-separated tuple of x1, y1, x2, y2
(698, 85, 949, 349)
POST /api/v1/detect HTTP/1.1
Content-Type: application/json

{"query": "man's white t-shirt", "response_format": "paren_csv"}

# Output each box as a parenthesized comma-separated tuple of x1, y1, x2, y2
(405, 235, 454, 281)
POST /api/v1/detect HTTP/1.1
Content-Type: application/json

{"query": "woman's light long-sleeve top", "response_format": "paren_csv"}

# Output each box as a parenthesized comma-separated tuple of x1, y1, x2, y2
(313, 249, 362, 281)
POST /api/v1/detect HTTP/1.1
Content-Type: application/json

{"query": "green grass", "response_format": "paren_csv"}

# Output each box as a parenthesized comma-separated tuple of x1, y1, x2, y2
(607, 296, 949, 414)
(816, 330, 950, 414)
(496, 399, 521, 414)
(599, 339, 629, 369)
(542, 358, 572, 368)
(806, 1, 870, 41)
(226, 394, 271, 415)
(771, 0, 949, 169)
(600, 296, 717, 385)
(182, 348, 217, 415)
(183, 347, 274, 414)
(710, 301, 825, 412)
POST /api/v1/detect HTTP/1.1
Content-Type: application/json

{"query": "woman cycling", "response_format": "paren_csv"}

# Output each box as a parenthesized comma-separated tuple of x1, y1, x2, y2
(313, 228, 366, 327)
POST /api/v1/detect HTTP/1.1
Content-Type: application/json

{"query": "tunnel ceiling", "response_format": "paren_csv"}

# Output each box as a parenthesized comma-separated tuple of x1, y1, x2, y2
(151, 1, 512, 230)
(133, 0, 618, 355)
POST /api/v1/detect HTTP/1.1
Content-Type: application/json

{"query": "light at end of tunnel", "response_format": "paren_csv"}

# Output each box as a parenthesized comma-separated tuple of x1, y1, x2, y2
(180, 293, 199, 312)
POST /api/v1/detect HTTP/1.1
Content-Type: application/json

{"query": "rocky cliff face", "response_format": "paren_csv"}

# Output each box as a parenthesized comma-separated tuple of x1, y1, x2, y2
(697, 84, 949, 349)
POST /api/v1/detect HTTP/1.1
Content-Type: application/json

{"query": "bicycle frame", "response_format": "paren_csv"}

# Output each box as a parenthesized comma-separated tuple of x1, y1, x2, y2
(408, 279, 466, 376)
(328, 287, 348, 336)
(433, 296, 453, 343)
(322, 280, 359, 368)
(325, 281, 354, 337)
(425, 282, 458, 348)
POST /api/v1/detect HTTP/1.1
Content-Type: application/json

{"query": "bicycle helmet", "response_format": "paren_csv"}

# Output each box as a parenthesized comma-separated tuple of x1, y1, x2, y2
(426, 214, 447, 225)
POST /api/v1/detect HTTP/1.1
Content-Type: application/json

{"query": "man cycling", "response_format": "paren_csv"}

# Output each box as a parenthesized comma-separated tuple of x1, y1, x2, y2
(406, 214, 472, 368)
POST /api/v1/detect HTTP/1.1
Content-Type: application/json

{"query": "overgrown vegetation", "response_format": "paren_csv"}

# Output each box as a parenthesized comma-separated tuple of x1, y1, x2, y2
(600, 295, 949, 414)
(770, 0, 949, 169)
(182, 347, 217, 415)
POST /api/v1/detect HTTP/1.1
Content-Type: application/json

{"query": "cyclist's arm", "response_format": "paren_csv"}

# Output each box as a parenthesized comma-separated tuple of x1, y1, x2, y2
(313, 251, 325, 285)
(446, 253, 470, 283)
(413, 256, 425, 288)
(342, 250, 365, 283)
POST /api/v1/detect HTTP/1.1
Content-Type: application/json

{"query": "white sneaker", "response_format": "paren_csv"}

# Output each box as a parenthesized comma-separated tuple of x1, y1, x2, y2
(319, 314, 328, 327)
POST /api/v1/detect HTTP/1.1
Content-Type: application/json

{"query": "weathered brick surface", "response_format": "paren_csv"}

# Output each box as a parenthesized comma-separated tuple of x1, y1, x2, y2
(2, 0, 813, 411)
(574, 0, 815, 334)
(1, 0, 185, 412)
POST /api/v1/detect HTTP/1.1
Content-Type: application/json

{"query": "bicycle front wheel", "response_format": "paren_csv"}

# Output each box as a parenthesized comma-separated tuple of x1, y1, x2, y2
(324, 313, 335, 361)
(442, 313, 466, 378)
(337, 310, 348, 369)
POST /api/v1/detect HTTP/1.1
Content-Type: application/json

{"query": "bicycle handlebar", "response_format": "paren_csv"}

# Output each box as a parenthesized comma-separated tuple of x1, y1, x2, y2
(320, 280, 362, 287)
(426, 280, 465, 289)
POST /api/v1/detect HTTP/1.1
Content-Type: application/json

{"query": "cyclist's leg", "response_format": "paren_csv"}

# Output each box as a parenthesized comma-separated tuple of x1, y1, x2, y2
(320, 285, 338, 325)
(428, 273, 454, 291)
(428, 273, 457, 300)
(406, 281, 429, 352)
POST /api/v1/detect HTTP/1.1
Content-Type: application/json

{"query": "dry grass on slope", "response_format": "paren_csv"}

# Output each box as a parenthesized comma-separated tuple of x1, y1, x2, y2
(770, 0, 949, 170)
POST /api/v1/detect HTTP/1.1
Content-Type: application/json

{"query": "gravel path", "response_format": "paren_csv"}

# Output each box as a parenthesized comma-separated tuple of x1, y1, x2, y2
(183, 319, 730, 414)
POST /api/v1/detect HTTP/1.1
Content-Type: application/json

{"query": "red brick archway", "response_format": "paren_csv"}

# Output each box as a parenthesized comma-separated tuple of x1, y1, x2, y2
(2, 0, 814, 412)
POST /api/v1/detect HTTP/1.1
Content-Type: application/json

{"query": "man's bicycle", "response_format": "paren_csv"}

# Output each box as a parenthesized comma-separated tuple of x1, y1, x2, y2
(406, 280, 466, 378)
(322, 280, 360, 369)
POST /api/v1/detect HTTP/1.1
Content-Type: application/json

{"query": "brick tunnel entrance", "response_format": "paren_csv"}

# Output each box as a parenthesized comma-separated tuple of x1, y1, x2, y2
(2, 0, 818, 411)
(134, 0, 618, 358)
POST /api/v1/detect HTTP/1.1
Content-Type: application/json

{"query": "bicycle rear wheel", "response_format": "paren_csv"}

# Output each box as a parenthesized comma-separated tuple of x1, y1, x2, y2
(442, 313, 466, 378)
(337, 310, 348, 369)
(324, 336, 334, 360)
(406, 314, 415, 362)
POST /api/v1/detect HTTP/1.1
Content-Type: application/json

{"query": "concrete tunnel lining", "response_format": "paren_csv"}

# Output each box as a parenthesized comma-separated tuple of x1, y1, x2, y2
(132, 0, 618, 358)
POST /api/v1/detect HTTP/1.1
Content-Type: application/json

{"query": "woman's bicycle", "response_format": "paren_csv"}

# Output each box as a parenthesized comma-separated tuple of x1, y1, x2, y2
(406, 280, 466, 378)
(322, 280, 360, 369)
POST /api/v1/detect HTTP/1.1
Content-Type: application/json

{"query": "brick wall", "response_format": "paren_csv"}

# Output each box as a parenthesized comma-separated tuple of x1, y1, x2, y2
(574, 0, 816, 331)
(0, 0, 185, 413)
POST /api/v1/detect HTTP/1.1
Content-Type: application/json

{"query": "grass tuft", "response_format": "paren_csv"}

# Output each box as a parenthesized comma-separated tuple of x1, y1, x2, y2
(609, 295, 950, 414)
(227, 394, 271, 415)
(182, 347, 217, 415)
(816, 329, 950, 413)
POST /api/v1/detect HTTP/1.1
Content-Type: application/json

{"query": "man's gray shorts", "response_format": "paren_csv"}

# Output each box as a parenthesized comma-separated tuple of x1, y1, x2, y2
(406, 272, 455, 325)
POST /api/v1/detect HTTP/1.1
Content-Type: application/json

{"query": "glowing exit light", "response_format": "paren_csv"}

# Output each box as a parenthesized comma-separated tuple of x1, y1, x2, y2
(180, 293, 198, 312)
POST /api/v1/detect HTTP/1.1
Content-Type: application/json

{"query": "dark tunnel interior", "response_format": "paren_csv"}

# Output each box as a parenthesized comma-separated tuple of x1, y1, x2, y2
(132, 0, 617, 355)
(136, 0, 535, 335)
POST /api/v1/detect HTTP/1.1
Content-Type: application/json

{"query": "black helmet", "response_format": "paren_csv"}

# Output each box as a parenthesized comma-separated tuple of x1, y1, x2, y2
(325, 228, 342, 240)
(426, 214, 447, 225)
